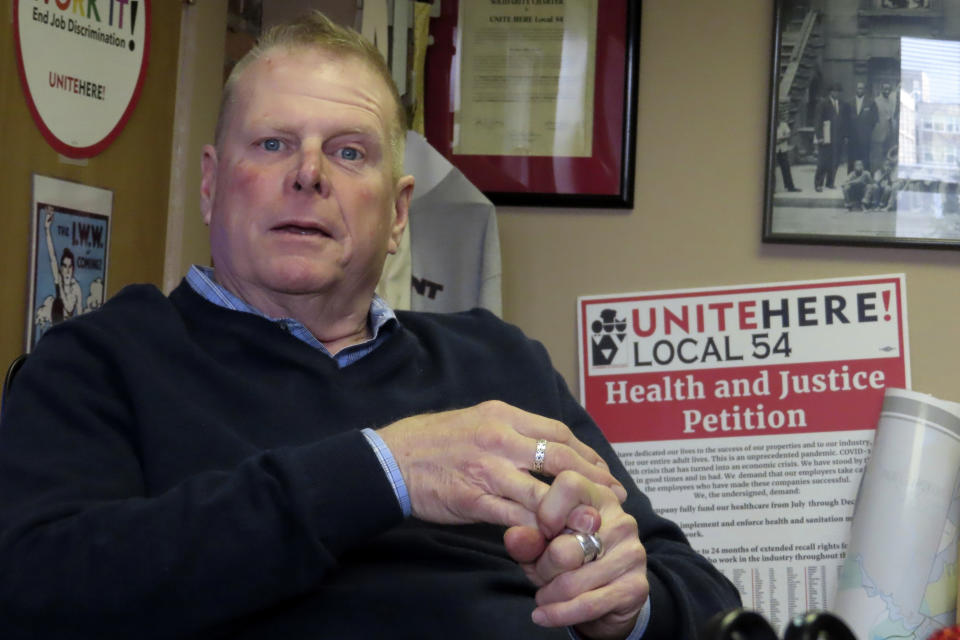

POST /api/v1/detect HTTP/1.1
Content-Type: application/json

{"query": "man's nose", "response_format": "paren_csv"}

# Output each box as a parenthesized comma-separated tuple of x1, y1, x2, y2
(291, 146, 328, 195)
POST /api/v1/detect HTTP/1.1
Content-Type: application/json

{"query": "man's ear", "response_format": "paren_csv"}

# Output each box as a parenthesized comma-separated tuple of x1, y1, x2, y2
(200, 145, 219, 225)
(388, 174, 415, 254)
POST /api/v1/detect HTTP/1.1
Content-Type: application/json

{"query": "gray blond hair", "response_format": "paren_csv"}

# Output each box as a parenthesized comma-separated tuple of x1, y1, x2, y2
(214, 10, 407, 176)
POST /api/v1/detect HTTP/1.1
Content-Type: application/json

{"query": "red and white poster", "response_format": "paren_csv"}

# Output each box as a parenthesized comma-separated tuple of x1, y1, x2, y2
(578, 275, 909, 630)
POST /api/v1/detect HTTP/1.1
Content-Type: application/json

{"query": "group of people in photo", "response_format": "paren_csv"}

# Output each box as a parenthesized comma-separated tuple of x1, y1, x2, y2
(778, 79, 960, 217)
(777, 80, 904, 209)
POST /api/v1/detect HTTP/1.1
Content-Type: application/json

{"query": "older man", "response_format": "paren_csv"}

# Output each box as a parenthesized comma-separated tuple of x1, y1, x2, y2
(0, 12, 739, 639)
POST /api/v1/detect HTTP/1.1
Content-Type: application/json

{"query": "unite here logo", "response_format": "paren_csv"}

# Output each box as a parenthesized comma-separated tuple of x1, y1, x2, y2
(590, 308, 628, 366)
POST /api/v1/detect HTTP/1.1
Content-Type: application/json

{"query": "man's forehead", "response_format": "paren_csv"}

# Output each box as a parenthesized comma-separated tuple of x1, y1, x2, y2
(238, 47, 391, 115)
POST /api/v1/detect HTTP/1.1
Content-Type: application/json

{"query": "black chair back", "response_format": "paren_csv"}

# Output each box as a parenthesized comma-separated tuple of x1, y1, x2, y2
(1, 354, 28, 421)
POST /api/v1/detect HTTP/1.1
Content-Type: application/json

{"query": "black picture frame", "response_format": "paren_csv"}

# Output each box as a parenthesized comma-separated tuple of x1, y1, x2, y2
(764, 0, 960, 249)
(423, 0, 640, 208)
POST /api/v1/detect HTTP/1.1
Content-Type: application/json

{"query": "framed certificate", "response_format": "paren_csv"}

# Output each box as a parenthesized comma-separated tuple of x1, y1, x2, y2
(424, 0, 640, 208)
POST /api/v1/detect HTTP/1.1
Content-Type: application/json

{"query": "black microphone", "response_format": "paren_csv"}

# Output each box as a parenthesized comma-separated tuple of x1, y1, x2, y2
(782, 610, 857, 640)
(700, 608, 779, 640)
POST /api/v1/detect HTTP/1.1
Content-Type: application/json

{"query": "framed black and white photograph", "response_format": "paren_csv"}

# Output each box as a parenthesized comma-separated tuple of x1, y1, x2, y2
(764, 0, 960, 249)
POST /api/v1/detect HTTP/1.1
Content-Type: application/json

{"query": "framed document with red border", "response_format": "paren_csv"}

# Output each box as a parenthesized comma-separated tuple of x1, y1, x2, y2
(424, 0, 640, 208)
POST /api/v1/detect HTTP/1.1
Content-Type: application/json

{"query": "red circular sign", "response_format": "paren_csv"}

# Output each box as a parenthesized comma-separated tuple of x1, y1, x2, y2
(14, 0, 151, 158)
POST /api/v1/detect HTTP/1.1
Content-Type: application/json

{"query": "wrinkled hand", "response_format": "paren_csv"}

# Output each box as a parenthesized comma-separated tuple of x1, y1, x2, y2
(504, 471, 649, 640)
(377, 400, 626, 529)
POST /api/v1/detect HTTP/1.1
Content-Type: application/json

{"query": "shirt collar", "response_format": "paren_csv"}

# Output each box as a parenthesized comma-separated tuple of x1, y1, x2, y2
(185, 265, 397, 363)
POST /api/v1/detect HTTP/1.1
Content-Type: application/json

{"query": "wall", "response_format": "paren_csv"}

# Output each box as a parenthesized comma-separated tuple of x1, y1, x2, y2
(263, 0, 358, 29)
(497, 1, 960, 402)
(0, 1, 182, 371)
(7, 1, 955, 407)
(162, 0, 226, 292)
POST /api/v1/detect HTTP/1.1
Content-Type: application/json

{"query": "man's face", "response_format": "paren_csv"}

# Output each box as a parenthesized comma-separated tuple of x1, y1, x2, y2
(200, 47, 413, 310)
(856, 83, 865, 97)
(830, 88, 840, 100)
(882, 83, 892, 97)
(854, 160, 864, 174)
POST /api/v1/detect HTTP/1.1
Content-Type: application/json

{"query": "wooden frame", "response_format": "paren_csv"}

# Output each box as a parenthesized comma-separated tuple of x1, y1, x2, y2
(424, 0, 640, 208)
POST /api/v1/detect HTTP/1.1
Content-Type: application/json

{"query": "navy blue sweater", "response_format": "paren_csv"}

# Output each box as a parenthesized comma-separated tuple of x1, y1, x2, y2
(0, 282, 739, 638)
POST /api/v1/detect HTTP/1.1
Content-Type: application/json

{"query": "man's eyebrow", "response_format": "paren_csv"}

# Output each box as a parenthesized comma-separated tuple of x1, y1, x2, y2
(240, 120, 293, 138)
(327, 127, 381, 140)
(246, 116, 383, 138)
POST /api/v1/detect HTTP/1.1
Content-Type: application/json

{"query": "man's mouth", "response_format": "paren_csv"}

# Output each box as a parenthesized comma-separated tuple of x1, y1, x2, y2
(273, 223, 331, 237)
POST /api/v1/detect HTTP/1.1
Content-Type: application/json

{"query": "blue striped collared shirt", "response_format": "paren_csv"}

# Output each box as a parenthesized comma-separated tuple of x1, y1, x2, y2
(185, 265, 411, 517)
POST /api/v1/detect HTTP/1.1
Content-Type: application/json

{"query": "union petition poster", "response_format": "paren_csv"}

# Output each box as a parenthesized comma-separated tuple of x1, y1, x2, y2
(578, 275, 909, 629)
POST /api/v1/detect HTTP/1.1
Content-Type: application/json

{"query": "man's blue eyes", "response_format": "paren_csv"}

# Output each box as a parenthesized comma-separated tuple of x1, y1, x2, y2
(259, 139, 363, 161)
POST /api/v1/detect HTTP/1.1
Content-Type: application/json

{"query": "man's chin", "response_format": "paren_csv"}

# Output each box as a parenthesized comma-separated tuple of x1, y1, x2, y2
(264, 275, 340, 297)
(258, 260, 343, 293)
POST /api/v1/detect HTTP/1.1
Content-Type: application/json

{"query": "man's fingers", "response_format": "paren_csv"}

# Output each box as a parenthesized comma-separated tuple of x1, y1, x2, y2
(514, 436, 625, 502)
(535, 536, 646, 607)
(531, 539, 649, 631)
(476, 456, 552, 517)
(472, 495, 539, 530)
(514, 467, 648, 637)
(537, 470, 617, 539)
(542, 428, 608, 471)
(532, 578, 647, 631)
(473, 410, 624, 501)
(529, 533, 590, 584)
(448, 456, 552, 527)
(503, 405, 608, 469)
(377, 401, 624, 528)
(533, 586, 614, 627)
(566, 504, 601, 535)
(503, 525, 546, 565)
(532, 439, 612, 483)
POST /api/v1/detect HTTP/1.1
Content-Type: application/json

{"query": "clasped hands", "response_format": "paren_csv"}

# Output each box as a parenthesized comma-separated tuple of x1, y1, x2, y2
(378, 401, 650, 640)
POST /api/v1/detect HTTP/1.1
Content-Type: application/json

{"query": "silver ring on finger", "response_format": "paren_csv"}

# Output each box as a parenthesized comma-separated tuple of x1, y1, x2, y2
(533, 439, 547, 473)
(573, 532, 604, 563)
